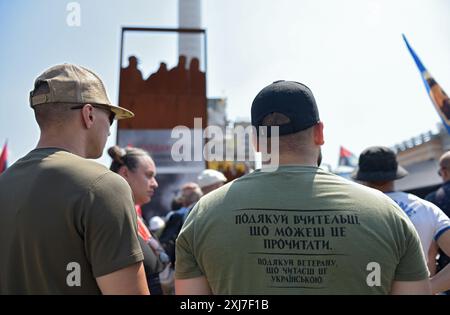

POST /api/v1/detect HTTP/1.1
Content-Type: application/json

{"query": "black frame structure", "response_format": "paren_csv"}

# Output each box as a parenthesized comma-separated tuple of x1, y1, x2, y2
(116, 26, 207, 142)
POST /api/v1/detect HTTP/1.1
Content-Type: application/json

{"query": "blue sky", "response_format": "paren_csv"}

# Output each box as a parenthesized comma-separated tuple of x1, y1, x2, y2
(1, 0, 450, 168)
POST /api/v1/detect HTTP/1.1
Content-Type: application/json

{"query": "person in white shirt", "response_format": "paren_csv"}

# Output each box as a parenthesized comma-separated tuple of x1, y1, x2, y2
(353, 146, 450, 294)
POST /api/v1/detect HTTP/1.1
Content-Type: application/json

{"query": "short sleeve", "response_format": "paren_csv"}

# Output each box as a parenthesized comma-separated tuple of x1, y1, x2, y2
(81, 172, 144, 277)
(175, 204, 203, 279)
(428, 202, 450, 241)
(394, 211, 430, 281)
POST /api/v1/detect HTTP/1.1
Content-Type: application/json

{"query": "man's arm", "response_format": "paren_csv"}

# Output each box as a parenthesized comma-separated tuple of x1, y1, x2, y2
(430, 229, 450, 294)
(390, 279, 431, 295)
(96, 262, 150, 295)
(176, 276, 212, 295)
(428, 240, 439, 276)
(436, 229, 450, 257)
(431, 263, 450, 294)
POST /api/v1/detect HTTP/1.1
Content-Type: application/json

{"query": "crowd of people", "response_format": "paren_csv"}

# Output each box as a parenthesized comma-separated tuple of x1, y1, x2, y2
(1, 64, 450, 295)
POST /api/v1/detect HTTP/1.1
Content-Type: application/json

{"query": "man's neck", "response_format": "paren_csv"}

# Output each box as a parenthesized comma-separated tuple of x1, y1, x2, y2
(278, 156, 318, 166)
(262, 152, 320, 167)
(366, 181, 395, 193)
(36, 134, 86, 157)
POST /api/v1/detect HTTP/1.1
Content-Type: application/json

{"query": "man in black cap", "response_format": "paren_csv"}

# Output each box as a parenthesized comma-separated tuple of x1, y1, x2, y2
(354, 146, 450, 294)
(175, 81, 430, 295)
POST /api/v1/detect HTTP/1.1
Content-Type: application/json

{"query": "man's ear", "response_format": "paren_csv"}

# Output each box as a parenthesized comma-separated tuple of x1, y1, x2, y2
(313, 122, 325, 145)
(443, 167, 450, 181)
(81, 104, 94, 129)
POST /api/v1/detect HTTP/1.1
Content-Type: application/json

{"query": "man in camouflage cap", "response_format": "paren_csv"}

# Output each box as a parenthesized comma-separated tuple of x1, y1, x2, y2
(0, 64, 149, 294)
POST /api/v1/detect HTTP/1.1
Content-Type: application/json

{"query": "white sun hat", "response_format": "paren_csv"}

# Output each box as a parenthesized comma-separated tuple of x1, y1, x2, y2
(197, 169, 227, 188)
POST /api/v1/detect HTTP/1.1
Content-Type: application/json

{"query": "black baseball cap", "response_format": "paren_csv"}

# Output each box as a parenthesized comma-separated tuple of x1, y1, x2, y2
(352, 146, 408, 182)
(251, 80, 320, 137)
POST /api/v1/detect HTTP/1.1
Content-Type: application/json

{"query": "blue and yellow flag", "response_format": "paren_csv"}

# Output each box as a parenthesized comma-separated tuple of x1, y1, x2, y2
(403, 34, 450, 133)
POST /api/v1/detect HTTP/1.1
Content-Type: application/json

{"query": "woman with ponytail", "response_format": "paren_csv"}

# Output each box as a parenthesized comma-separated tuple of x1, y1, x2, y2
(108, 145, 170, 294)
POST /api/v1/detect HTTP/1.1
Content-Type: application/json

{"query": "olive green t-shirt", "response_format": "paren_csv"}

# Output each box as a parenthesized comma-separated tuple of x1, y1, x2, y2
(0, 148, 144, 294)
(176, 166, 428, 294)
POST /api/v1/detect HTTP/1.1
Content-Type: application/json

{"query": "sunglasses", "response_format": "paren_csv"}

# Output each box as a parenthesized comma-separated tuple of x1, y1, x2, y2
(71, 104, 115, 125)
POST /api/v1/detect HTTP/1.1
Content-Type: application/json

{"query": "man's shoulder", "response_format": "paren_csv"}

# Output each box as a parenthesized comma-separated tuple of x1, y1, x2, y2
(317, 172, 395, 204)
(197, 169, 395, 210)
(0, 149, 109, 184)
(36, 150, 126, 192)
(55, 151, 107, 171)
(313, 175, 408, 221)
(425, 184, 450, 204)
(409, 192, 435, 206)
(389, 191, 420, 204)
(50, 151, 115, 179)
(425, 190, 436, 202)
(413, 193, 450, 218)
(400, 192, 441, 212)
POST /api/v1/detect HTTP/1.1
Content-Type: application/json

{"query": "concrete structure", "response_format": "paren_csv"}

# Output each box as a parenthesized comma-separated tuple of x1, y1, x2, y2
(393, 124, 450, 196)
(178, 0, 202, 65)
(207, 97, 228, 131)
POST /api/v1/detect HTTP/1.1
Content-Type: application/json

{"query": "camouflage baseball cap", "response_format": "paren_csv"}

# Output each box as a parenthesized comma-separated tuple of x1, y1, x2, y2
(29, 64, 134, 120)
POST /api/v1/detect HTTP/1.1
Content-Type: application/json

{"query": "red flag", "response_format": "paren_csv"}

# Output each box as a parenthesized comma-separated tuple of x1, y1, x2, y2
(338, 146, 357, 167)
(0, 141, 7, 174)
